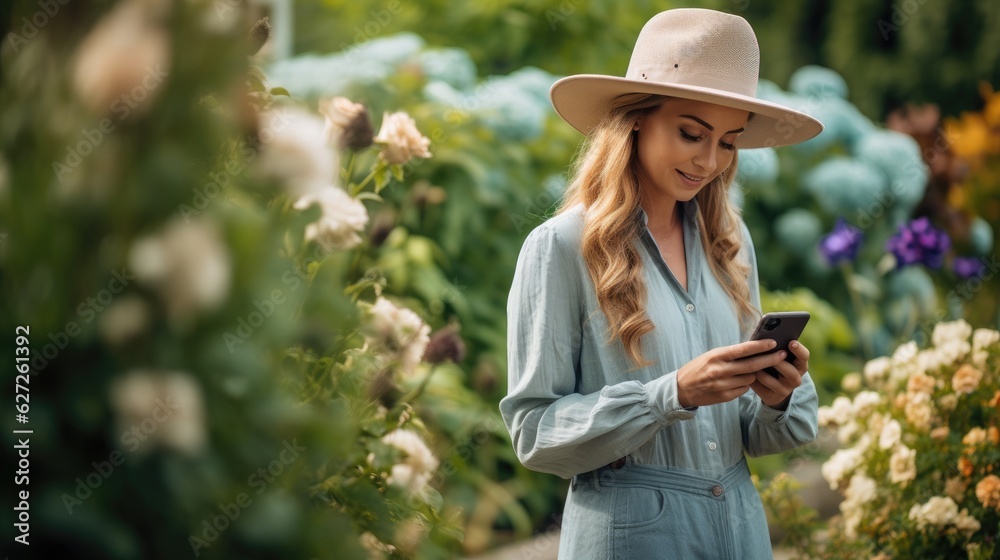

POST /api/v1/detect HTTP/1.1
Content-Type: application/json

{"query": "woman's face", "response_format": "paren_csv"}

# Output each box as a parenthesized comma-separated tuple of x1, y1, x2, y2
(634, 98, 750, 204)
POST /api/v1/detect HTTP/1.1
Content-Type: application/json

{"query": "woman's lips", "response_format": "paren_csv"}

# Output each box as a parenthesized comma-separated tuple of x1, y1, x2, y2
(676, 169, 705, 187)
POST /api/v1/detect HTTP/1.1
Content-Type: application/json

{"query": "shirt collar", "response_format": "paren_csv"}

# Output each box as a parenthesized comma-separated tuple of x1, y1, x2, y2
(636, 200, 698, 227)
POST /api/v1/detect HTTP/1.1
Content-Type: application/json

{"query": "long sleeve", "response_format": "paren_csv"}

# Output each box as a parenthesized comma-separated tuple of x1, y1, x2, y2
(500, 224, 695, 479)
(736, 221, 819, 456)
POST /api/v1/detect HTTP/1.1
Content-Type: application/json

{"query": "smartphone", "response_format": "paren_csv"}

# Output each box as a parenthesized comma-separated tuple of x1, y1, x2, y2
(747, 311, 810, 377)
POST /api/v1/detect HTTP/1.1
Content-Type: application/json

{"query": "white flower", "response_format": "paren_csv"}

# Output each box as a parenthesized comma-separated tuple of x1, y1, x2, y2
(851, 390, 881, 418)
(890, 341, 920, 384)
(972, 328, 999, 367)
(838, 420, 861, 444)
(110, 369, 206, 454)
(73, 0, 171, 114)
(863, 356, 892, 386)
(293, 186, 369, 250)
(908, 496, 958, 529)
(972, 328, 1000, 348)
(841, 372, 862, 393)
(128, 218, 231, 321)
(889, 444, 916, 486)
(932, 319, 973, 349)
(822, 445, 866, 490)
(829, 396, 854, 425)
(374, 111, 432, 165)
(99, 295, 151, 346)
(381, 429, 439, 496)
(841, 473, 877, 539)
(954, 511, 981, 536)
(365, 297, 431, 376)
(879, 419, 902, 450)
(257, 107, 337, 198)
(904, 391, 934, 431)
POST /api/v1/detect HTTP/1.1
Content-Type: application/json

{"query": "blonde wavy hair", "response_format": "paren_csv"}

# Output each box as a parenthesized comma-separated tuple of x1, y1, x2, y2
(556, 94, 759, 370)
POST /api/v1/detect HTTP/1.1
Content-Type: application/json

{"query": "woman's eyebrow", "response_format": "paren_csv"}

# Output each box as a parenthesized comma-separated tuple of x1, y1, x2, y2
(679, 114, 745, 134)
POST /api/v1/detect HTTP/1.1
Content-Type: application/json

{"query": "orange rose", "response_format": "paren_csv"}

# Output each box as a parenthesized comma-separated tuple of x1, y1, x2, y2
(959, 456, 975, 477)
(975, 475, 1000, 510)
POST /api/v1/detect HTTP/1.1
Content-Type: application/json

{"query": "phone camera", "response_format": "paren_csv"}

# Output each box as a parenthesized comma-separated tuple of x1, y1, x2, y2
(764, 318, 781, 331)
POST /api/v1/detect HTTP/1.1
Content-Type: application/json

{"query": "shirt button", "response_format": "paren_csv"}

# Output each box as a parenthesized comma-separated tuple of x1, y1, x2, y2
(708, 441, 717, 451)
(711, 485, 723, 497)
(685, 303, 695, 312)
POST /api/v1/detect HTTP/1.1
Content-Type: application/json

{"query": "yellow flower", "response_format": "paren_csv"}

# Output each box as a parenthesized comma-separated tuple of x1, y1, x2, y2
(952, 364, 983, 394)
(975, 475, 1000, 510)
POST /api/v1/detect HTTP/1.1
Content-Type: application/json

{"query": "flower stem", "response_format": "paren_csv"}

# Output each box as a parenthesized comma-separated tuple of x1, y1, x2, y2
(842, 262, 875, 360)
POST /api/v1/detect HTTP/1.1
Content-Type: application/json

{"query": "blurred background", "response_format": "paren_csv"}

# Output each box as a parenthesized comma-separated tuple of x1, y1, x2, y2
(2, 0, 999, 558)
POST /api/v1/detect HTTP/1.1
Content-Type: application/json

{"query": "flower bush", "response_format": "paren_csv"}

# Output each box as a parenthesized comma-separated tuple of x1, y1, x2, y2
(764, 320, 1000, 559)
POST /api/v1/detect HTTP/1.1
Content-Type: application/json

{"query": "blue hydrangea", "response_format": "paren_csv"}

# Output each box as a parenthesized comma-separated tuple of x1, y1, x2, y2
(266, 33, 426, 97)
(855, 130, 928, 214)
(418, 48, 478, 91)
(474, 67, 559, 141)
(969, 216, 994, 255)
(788, 65, 849, 100)
(423, 81, 466, 106)
(755, 79, 793, 106)
(802, 157, 887, 217)
(786, 97, 875, 156)
(736, 148, 778, 186)
(775, 209, 823, 255)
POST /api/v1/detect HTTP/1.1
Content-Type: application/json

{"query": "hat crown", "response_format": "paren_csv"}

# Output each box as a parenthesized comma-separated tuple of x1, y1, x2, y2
(625, 9, 760, 98)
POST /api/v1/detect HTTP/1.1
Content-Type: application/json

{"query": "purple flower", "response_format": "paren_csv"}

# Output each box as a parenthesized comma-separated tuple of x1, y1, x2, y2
(885, 217, 951, 269)
(818, 218, 864, 265)
(953, 256, 985, 279)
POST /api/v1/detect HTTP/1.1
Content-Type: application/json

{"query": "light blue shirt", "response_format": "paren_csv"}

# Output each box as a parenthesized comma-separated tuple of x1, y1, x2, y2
(500, 201, 818, 480)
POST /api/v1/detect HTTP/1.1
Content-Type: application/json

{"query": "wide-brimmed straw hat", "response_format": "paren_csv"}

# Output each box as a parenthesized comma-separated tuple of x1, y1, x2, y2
(549, 8, 823, 148)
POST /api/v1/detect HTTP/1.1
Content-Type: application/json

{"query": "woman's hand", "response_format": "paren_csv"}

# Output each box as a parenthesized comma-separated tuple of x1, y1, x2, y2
(749, 340, 809, 410)
(676, 339, 790, 408)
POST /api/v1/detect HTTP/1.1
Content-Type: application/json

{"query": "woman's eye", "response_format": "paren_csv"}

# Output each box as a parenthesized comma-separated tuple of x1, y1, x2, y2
(720, 141, 736, 151)
(680, 129, 701, 142)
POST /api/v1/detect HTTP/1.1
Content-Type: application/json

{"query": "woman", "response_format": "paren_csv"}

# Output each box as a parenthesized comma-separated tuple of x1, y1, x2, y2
(500, 9, 822, 559)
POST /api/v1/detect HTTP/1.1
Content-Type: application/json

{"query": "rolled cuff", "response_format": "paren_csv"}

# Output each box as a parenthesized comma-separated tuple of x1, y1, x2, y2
(642, 370, 697, 425)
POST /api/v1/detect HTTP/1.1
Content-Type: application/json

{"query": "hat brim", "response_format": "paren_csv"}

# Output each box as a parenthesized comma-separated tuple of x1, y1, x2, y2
(550, 74, 823, 148)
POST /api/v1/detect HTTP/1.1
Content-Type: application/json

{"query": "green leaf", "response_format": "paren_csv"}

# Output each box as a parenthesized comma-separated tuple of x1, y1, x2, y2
(374, 166, 391, 193)
(390, 163, 405, 182)
(269, 87, 291, 97)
